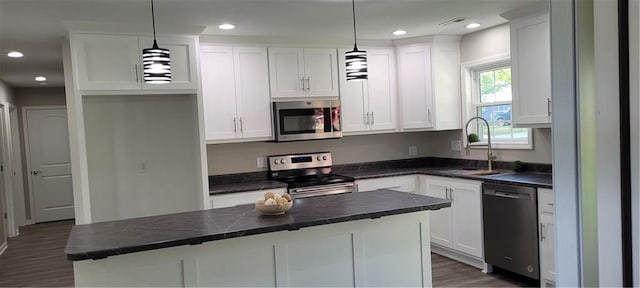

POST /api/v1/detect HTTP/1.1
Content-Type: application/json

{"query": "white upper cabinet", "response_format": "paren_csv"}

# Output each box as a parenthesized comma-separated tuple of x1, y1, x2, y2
(397, 36, 461, 131)
(398, 43, 433, 130)
(201, 45, 272, 143)
(338, 48, 397, 134)
(73, 34, 141, 91)
(268, 47, 339, 99)
(71, 33, 199, 92)
(507, 10, 551, 127)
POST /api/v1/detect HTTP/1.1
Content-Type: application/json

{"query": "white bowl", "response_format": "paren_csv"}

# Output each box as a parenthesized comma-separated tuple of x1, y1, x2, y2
(255, 200, 293, 215)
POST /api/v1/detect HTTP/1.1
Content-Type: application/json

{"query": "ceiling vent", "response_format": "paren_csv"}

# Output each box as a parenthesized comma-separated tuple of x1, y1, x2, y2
(439, 17, 468, 26)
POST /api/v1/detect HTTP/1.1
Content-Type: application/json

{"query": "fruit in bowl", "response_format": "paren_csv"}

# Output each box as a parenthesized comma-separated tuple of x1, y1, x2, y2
(255, 192, 293, 215)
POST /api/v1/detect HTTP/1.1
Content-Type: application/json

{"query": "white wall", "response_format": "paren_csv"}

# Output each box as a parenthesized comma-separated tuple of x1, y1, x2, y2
(83, 94, 201, 222)
(631, 0, 640, 285)
(594, 0, 622, 285)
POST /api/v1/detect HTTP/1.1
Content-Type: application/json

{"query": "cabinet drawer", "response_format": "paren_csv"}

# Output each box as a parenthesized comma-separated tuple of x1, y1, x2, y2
(356, 175, 417, 193)
(538, 188, 554, 214)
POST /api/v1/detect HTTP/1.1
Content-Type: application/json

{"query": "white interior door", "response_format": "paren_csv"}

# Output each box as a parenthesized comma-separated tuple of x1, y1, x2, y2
(26, 108, 74, 223)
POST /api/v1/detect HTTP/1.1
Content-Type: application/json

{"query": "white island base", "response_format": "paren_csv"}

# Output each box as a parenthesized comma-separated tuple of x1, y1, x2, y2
(74, 211, 433, 287)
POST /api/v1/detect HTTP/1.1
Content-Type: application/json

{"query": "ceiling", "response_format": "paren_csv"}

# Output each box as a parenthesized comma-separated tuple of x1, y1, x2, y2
(0, 0, 540, 88)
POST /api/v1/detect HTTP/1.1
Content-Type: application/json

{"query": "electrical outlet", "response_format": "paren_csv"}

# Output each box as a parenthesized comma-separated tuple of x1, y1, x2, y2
(408, 146, 418, 156)
(256, 157, 267, 168)
(451, 140, 462, 151)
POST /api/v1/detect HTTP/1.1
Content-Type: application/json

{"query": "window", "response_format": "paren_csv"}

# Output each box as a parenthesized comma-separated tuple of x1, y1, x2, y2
(466, 62, 531, 149)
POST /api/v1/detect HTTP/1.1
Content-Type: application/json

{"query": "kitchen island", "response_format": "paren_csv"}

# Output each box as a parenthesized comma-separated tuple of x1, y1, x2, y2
(66, 189, 450, 287)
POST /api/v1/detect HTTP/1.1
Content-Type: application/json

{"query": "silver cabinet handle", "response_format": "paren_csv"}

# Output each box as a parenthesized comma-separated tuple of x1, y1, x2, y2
(445, 188, 450, 200)
(547, 98, 552, 116)
(300, 77, 306, 91)
(450, 188, 454, 200)
(371, 112, 375, 125)
(365, 112, 370, 125)
(134, 64, 140, 83)
(239, 117, 243, 133)
(233, 117, 237, 132)
(540, 223, 546, 242)
(305, 76, 311, 91)
(427, 109, 432, 122)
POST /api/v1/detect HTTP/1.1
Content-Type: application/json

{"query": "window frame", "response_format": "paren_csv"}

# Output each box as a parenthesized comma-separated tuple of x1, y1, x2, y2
(461, 55, 533, 150)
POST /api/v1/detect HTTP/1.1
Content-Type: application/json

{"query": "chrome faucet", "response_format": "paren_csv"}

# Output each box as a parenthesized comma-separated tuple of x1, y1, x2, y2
(465, 117, 496, 171)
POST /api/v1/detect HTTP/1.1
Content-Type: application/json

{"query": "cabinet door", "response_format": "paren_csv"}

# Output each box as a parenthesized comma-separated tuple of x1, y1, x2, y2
(234, 47, 273, 139)
(268, 48, 305, 98)
(511, 13, 551, 126)
(303, 48, 339, 97)
(201, 46, 238, 141)
(367, 49, 398, 132)
(423, 177, 453, 248)
(450, 180, 483, 258)
(139, 36, 198, 90)
(337, 49, 368, 133)
(398, 44, 433, 130)
(539, 212, 556, 285)
(73, 34, 141, 90)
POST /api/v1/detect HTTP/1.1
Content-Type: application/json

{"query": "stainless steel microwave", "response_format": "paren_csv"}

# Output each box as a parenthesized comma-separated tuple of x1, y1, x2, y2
(273, 100, 342, 142)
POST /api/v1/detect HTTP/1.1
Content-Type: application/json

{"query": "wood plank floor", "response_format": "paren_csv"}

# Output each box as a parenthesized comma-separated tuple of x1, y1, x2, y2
(0, 220, 74, 287)
(0, 220, 536, 287)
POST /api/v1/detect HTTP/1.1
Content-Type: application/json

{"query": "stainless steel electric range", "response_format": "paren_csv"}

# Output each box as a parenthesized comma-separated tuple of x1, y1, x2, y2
(268, 152, 356, 198)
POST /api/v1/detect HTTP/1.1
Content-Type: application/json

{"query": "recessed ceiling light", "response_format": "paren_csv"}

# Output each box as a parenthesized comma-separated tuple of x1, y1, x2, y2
(218, 23, 235, 30)
(35, 76, 47, 82)
(466, 23, 481, 29)
(7, 51, 23, 58)
(393, 30, 407, 36)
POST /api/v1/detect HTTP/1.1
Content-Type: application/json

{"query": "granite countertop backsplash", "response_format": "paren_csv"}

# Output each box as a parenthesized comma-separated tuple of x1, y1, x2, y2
(65, 189, 450, 261)
(208, 157, 553, 195)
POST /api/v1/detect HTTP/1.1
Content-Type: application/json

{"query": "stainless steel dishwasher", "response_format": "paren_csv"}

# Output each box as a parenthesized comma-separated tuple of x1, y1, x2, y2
(483, 183, 539, 280)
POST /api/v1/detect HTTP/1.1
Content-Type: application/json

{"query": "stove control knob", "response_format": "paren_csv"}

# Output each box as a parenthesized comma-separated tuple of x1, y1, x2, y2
(280, 159, 287, 164)
(273, 160, 279, 165)
(317, 156, 322, 161)
(322, 156, 328, 161)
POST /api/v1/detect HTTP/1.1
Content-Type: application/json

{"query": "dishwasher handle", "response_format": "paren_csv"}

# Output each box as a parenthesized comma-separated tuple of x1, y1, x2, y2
(493, 191, 521, 199)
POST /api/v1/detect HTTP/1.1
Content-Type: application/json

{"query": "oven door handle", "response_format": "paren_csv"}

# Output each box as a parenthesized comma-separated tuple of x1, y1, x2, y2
(290, 183, 355, 196)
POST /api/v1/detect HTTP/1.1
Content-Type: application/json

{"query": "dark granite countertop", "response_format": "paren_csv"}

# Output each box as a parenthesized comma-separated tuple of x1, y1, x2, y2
(208, 158, 552, 195)
(337, 167, 553, 189)
(65, 189, 450, 261)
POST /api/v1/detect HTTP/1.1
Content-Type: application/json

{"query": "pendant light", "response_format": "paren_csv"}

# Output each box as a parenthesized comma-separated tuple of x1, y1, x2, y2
(345, 0, 367, 81)
(142, 0, 171, 84)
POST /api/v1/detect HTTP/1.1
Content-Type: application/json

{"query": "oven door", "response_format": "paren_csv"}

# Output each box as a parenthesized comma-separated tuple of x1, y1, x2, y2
(274, 100, 342, 141)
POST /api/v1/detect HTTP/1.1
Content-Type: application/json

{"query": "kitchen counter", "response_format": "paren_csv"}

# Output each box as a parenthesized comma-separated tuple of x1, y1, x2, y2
(208, 165, 552, 195)
(65, 189, 450, 261)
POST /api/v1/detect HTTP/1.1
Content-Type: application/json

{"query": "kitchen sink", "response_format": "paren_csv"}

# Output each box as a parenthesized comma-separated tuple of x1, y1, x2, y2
(467, 169, 504, 176)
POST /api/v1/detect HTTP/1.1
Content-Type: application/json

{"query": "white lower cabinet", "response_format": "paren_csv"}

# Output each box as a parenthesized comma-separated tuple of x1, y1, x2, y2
(538, 188, 556, 287)
(210, 188, 286, 209)
(422, 176, 483, 259)
(355, 175, 418, 193)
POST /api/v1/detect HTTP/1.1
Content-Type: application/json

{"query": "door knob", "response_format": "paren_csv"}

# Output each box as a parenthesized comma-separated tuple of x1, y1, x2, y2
(32, 170, 41, 175)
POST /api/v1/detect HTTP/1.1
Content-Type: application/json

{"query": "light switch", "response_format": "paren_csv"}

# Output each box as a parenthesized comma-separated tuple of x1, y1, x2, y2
(408, 146, 418, 156)
(257, 157, 267, 168)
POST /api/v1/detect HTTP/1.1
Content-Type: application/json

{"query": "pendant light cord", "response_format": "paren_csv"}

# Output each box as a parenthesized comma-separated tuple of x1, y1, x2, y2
(351, 0, 358, 50)
(151, 0, 158, 44)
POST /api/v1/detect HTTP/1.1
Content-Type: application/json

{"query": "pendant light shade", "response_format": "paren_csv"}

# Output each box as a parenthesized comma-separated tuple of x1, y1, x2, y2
(143, 0, 171, 84)
(346, 0, 367, 81)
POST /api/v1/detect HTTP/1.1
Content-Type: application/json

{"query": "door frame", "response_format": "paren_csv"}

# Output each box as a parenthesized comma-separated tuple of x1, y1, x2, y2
(22, 105, 67, 222)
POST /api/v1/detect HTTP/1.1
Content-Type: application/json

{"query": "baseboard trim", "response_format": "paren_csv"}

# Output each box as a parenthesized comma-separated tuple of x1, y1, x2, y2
(431, 244, 485, 270)
(0, 241, 7, 256)
(26, 219, 34, 225)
